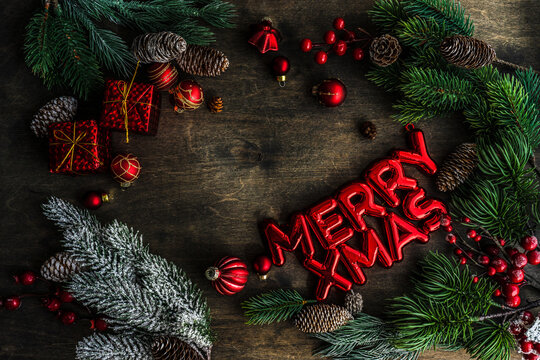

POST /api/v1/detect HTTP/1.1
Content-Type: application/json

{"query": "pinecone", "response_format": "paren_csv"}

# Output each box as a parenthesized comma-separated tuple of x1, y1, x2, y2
(175, 45, 229, 77)
(132, 32, 187, 64)
(151, 336, 205, 360)
(369, 34, 402, 67)
(294, 304, 353, 333)
(30, 96, 77, 138)
(436, 143, 478, 192)
(360, 121, 377, 140)
(40, 252, 82, 282)
(208, 96, 224, 113)
(440, 35, 496, 69)
(344, 290, 363, 316)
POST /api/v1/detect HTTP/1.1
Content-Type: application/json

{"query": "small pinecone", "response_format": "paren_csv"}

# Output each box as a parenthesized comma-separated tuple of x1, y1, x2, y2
(440, 35, 496, 69)
(132, 32, 187, 64)
(175, 44, 229, 77)
(40, 252, 82, 283)
(152, 336, 204, 360)
(344, 290, 363, 316)
(208, 96, 224, 113)
(369, 34, 402, 67)
(30, 96, 77, 138)
(436, 143, 477, 192)
(294, 304, 353, 333)
(360, 121, 377, 140)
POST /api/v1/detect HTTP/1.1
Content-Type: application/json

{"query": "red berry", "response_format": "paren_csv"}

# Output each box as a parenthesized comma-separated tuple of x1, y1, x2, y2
(506, 295, 521, 308)
(473, 235, 482, 242)
(91, 318, 108, 332)
(4, 296, 21, 311)
(534, 343, 540, 353)
(446, 233, 457, 244)
(491, 257, 508, 273)
(525, 354, 538, 360)
(521, 311, 534, 325)
(509, 323, 523, 335)
(478, 255, 490, 265)
(472, 276, 479, 283)
(324, 30, 336, 44)
(315, 51, 328, 64)
(441, 216, 451, 227)
(443, 225, 453, 232)
(60, 311, 76, 325)
(509, 268, 525, 283)
(522, 236, 538, 251)
(507, 247, 519, 257)
(503, 283, 520, 298)
(333, 17, 345, 30)
(42, 296, 61, 312)
(485, 245, 500, 256)
(459, 256, 467, 265)
(521, 340, 534, 353)
(494, 289, 502, 297)
(466, 251, 474, 259)
(499, 238, 506, 246)
(333, 40, 347, 56)
(467, 229, 477, 238)
(58, 291, 75, 303)
(14, 271, 37, 285)
(454, 248, 463, 256)
(487, 267, 496, 276)
(300, 38, 312, 52)
(511, 253, 528, 269)
(352, 47, 364, 61)
(528, 250, 540, 265)
(462, 217, 471, 223)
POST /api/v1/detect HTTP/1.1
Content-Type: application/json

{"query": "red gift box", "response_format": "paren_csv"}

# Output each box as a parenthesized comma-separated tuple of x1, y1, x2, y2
(100, 79, 161, 142)
(48, 120, 111, 174)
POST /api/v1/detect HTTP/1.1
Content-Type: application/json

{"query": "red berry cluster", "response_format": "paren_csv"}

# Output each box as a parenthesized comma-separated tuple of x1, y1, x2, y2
(300, 17, 369, 64)
(445, 216, 540, 308)
(509, 311, 540, 360)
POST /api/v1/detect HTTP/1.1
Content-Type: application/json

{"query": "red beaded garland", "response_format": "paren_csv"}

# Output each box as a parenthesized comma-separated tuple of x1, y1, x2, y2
(110, 153, 141, 187)
(148, 62, 179, 91)
(312, 78, 347, 107)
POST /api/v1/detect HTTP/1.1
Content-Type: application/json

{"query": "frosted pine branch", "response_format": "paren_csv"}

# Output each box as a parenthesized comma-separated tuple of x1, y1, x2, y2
(76, 334, 152, 360)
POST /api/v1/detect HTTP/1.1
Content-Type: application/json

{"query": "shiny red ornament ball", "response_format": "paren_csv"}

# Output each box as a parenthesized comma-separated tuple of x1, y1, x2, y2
(512, 253, 528, 269)
(271, 56, 290, 86)
(300, 38, 313, 52)
(333, 17, 345, 30)
(324, 30, 336, 44)
(4, 296, 21, 311)
(528, 250, 540, 265)
(205, 256, 249, 296)
(522, 235, 538, 251)
(148, 62, 179, 91)
(352, 48, 364, 61)
(42, 296, 61, 312)
(170, 80, 204, 113)
(253, 255, 272, 280)
(110, 153, 141, 187)
(312, 78, 347, 107)
(83, 191, 110, 210)
(315, 51, 328, 64)
(333, 40, 347, 56)
(60, 311, 77, 325)
(14, 271, 36, 285)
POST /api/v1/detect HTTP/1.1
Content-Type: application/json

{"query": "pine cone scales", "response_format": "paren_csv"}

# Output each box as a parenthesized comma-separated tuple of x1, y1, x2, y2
(30, 96, 77, 138)
(436, 143, 478, 192)
(176, 45, 229, 77)
(440, 35, 496, 69)
(360, 121, 377, 140)
(344, 290, 363, 316)
(152, 337, 204, 360)
(294, 304, 353, 333)
(40, 252, 82, 282)
(132, 32, 187, 64)
(369, 34, 402, 67)
(208, 96, 224, 113)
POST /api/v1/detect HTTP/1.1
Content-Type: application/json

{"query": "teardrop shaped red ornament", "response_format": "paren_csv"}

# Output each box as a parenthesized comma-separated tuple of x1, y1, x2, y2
(205, 256, 249, 295)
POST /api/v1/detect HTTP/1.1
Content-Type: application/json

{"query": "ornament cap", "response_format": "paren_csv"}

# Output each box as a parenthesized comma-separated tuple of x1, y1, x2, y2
(258, 273, 268, 281)
(277, 75, 286, 87)
(205, 266, 221, 281)
(101, 193, 110, 203)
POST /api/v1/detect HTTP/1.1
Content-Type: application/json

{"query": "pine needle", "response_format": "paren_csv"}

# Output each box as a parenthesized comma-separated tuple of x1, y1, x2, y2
(242, 289, 315, 325)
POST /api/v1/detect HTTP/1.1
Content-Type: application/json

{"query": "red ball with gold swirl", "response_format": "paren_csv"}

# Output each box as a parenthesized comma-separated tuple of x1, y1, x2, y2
(148, 62, 179, 91)
(169, 79, 204, 113)
(110, 153, 141, 187)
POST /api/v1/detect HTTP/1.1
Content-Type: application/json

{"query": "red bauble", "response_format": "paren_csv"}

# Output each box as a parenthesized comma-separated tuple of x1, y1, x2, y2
(315, 51, 328, 64)
(300, 38, 313, 52)
(333, 40, 347, 56)
(271, 56, 290, 86)
(14, 271, 36, 285)
(60, 311, 76, 325)
(352, 48, 364, 61)
(83, 191, 110, 210)
(522, 236, 538, 251)
(253, 255, 272, 280)
(312, 79, 347, 107)
(333, 17, 345, 30)
(148, 62, 179, 91)
(528, 250, 540, 265)
(170, 80, 204, 113)
(58, 290, 75, 303)
(42, 296, 61, 312)
(205, 256, 249, 295)
(110, 153, 141, 187)
(324, 30, 336, 44)
(4, 296, 21, 311)
(248, 18, 282, 53)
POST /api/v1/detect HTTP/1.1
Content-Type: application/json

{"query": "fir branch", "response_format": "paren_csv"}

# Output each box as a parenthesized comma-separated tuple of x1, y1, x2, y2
(515, 68, 540, 111)
(369, 0, 408, 33)
(366, 62, 402, 92)
(395, 17, 450, 47)
(465, 321, 515, 360)
(393, 98, 443, 124)
(76, 333, 153, 360)
(403, 0, 474, 36)
(242, 289, 315, 325)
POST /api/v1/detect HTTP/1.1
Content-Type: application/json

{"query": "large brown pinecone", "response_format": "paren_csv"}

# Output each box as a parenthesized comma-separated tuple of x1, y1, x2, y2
(369, 34, 402, 67)
(436, 143, 478, 192)
(151, 336, 205, 360)
(175, 45, 229, 77)
(40, 252, 82, 282)
(440, 35, 496, 69)
(30, 96, 77, 138)
(132, 32, 187, 63)
(294, 304, 353, 333)
(344, 290, 363, 316)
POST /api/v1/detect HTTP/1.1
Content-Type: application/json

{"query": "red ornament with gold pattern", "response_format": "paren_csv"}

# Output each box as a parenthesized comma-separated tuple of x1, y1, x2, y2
(312, 78, 347, 107)
(169, 80, 204, 113)
(248, 17, 282, 53)
(147, 62, 179, 91)
(110, 153, 141, 188)
(205, 256, 249, 295)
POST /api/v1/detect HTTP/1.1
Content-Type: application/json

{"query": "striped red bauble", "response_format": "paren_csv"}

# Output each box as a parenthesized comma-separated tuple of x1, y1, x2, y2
(148, 62, 179, 91)
(205, 256, 249, 295)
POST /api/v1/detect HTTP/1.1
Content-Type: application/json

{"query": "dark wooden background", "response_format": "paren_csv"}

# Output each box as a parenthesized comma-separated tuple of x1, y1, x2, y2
(1, 0, 538, 359)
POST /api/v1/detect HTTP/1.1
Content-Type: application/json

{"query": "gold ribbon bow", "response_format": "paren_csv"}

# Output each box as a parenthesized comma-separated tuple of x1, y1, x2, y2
(50, 122, 102, 173)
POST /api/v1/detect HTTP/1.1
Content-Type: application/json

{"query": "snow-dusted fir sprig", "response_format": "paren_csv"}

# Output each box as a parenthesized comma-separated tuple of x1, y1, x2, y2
(76, 333, 153, 360)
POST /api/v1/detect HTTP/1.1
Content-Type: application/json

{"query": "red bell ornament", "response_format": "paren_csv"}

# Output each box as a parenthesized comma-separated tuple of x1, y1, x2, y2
(205, 256, 249, 295)
(170, 80, 204, 113)
(271, 56, 290, 87)
(312, 79, 347, 107)
(253, 255, 272, 280)
(248, 17, 282, 53)
(110, 153, 141, 188)
(148, 62, 179, 91)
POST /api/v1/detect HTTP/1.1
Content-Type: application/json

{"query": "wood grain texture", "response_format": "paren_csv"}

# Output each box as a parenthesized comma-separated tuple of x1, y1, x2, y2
(0, 0, 538, 359)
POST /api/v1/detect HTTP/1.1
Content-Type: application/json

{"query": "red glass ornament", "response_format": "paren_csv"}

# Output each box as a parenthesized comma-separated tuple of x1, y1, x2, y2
(300, 38, 313, 52)
(512, 253, 528, 269)
(110, 153, 141, 187)
(58, 290, 75, 303)
(271, 56, 290, 87)
(324, 30, 336, 44)
(315, 51, 328, 64)
(528, 250, 540, 265)
(253, 255, 272, 280)
(333, 40, 347, 56)
(205, 256, 249, 296)
(312, 79, 347, 107)
(4, 296, 21, 310)
(14, 271, 36, 285)
(333, 17, 345, 30)
(170, 80, 204, 113)
(148, 62, 179, 91)
(60, 311, 76, 325)
(352, 48, 364, 61)
(42, 296, 61, 312)
(248, 18, 282, 53)
(90, 318, 108, 332)
(522, 235, 538, 251)
(83, 191, 110, 210)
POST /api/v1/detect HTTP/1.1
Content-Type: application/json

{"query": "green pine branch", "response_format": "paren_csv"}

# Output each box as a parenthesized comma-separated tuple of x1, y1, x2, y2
(366, 61, 402, 92)
(403, 0, 474, 36)
(465, 322, 515, 360)
(242, 289, 315, 325)
(395, 17, 451, 47)
(369, 0, 409, 33)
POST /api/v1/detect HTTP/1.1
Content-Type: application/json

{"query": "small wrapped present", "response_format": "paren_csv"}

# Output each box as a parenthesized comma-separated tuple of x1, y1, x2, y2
(100, 79, 161, 142)
(48, 120, 111, 174)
